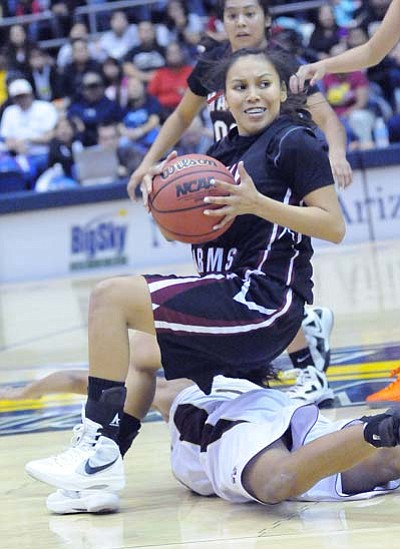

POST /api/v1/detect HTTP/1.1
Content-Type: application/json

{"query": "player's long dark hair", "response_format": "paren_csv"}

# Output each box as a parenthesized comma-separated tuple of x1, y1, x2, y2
(225, 363, 278, 387)
(208, 47, 312, 128)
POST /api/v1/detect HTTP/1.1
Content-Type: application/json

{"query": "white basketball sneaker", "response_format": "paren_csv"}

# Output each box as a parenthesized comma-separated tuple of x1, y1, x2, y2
(302, 307, 334, 372)
(285, 365, 334, 407)
(25, 417, 125, 492)
(46, 489, 120, 514)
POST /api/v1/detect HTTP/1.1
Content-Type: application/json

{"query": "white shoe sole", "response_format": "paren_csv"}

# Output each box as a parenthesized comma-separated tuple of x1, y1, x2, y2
(46, 491, 120, 514)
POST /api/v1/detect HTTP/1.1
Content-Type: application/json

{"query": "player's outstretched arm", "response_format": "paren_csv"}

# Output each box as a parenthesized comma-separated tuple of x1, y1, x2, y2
(127, 89, 205, 201)
(0, 370, 87, 400)
(290, 0, 400, 92)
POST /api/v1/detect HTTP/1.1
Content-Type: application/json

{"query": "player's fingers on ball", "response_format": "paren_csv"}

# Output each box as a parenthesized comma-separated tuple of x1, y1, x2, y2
(166, 150, 178, 162)
(238, 160, 246, 172)
(212, 214, 234, 230)
(204, 195, 228, 206)
(204, 205, 229, 217)
(140, 181, 150, 209)
(211, 179, 233, 192)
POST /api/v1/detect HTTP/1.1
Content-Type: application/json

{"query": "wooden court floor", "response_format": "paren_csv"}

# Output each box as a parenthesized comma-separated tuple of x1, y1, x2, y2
(1, 239, 400, 549)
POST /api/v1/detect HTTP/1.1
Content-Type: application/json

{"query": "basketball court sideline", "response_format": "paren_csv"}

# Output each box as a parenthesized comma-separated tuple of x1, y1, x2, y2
(0, 240, 399, 549)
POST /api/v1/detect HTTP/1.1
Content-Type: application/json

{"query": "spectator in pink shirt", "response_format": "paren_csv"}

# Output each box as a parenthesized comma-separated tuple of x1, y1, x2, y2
(323, 44, 375, 149)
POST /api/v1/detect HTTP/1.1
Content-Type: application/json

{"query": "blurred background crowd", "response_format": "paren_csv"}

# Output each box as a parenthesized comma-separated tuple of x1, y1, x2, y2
(1, 0, 400, 193)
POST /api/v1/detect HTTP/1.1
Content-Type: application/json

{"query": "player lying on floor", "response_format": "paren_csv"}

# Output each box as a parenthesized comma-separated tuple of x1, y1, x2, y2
(24, 373, 400, 514)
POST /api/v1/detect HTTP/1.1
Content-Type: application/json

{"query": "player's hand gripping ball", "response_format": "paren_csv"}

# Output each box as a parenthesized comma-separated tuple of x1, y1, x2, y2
(148, 154, 236, 244)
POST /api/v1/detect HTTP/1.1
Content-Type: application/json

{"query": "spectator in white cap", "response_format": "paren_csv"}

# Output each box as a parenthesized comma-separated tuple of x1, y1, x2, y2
(0, 78, 58, 188)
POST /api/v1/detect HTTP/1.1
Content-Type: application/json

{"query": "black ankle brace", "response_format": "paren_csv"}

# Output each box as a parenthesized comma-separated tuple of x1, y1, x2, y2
(85, 386, 127, 442)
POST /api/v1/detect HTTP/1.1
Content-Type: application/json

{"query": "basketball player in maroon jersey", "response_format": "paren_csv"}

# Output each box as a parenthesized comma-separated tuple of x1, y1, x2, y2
(127, 0, 352, 406)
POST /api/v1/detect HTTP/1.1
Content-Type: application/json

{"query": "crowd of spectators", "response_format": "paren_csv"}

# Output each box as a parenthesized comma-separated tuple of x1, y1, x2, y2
(1, 0, 400, 193)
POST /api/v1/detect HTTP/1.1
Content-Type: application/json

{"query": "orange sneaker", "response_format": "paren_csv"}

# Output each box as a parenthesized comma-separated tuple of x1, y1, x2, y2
(366, 367, 400, 407)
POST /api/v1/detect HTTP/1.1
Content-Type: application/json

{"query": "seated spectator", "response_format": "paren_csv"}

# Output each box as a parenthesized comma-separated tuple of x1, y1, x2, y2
(323, 44, 375, 149)
(4, 24, 36, 75)
(0, 78, 58, 187)
(156, 0, 204, 55)
(102, 56, 129, 108)
(35, 115, 82, 191)
(26, 46, 62, 102)
(98, 10, 139, 61)
(47, 116, 82, 178)
(308, 4, 345, 60)
(357, 23, 397, 107)
(147, 42, 192, 116)
(359, 0, 391, 37)
(73, 122, 127, 185)
(50, 0, 84, 40)
(57, 22, 103, 70)
(176, 114, 213, 156)
(123, 21, 165, 84)
(97, 121, 128, 178)
(61, 38, 103, 100)
(118, 76, 162, 173)
(67, 71, 122, 146)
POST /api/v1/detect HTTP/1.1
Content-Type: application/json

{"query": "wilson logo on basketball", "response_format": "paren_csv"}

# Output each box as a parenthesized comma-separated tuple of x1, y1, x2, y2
(176, 177, 215, 197)
(160, 157, 219, 179)
(149, 153, 236, 244)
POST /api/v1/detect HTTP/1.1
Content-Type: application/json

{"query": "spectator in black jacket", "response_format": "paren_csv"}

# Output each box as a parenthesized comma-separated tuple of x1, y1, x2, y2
(26, 46, 63, 101)
(61, 38, 102, 100)
(4, 24, 36, 75)
(308, 4, 343, 60)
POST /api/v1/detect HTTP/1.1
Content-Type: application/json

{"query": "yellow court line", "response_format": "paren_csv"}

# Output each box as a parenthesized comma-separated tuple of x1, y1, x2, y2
(1, 361, 399, 411)
(328, 360, 399, 376)
(0, 393, 83, 413)
(272, 360, 399, 387)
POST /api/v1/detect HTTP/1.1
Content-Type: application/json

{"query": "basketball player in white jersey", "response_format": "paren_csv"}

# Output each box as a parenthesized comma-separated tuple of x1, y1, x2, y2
(39, 374, 400, 513)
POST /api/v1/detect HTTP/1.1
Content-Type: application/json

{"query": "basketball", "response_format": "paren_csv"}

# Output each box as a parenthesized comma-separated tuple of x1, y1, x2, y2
(148, 154, 236, 244)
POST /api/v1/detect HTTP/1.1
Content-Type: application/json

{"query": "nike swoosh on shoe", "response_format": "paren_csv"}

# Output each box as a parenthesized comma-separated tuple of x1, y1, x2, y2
(84, 457, 118, 475)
